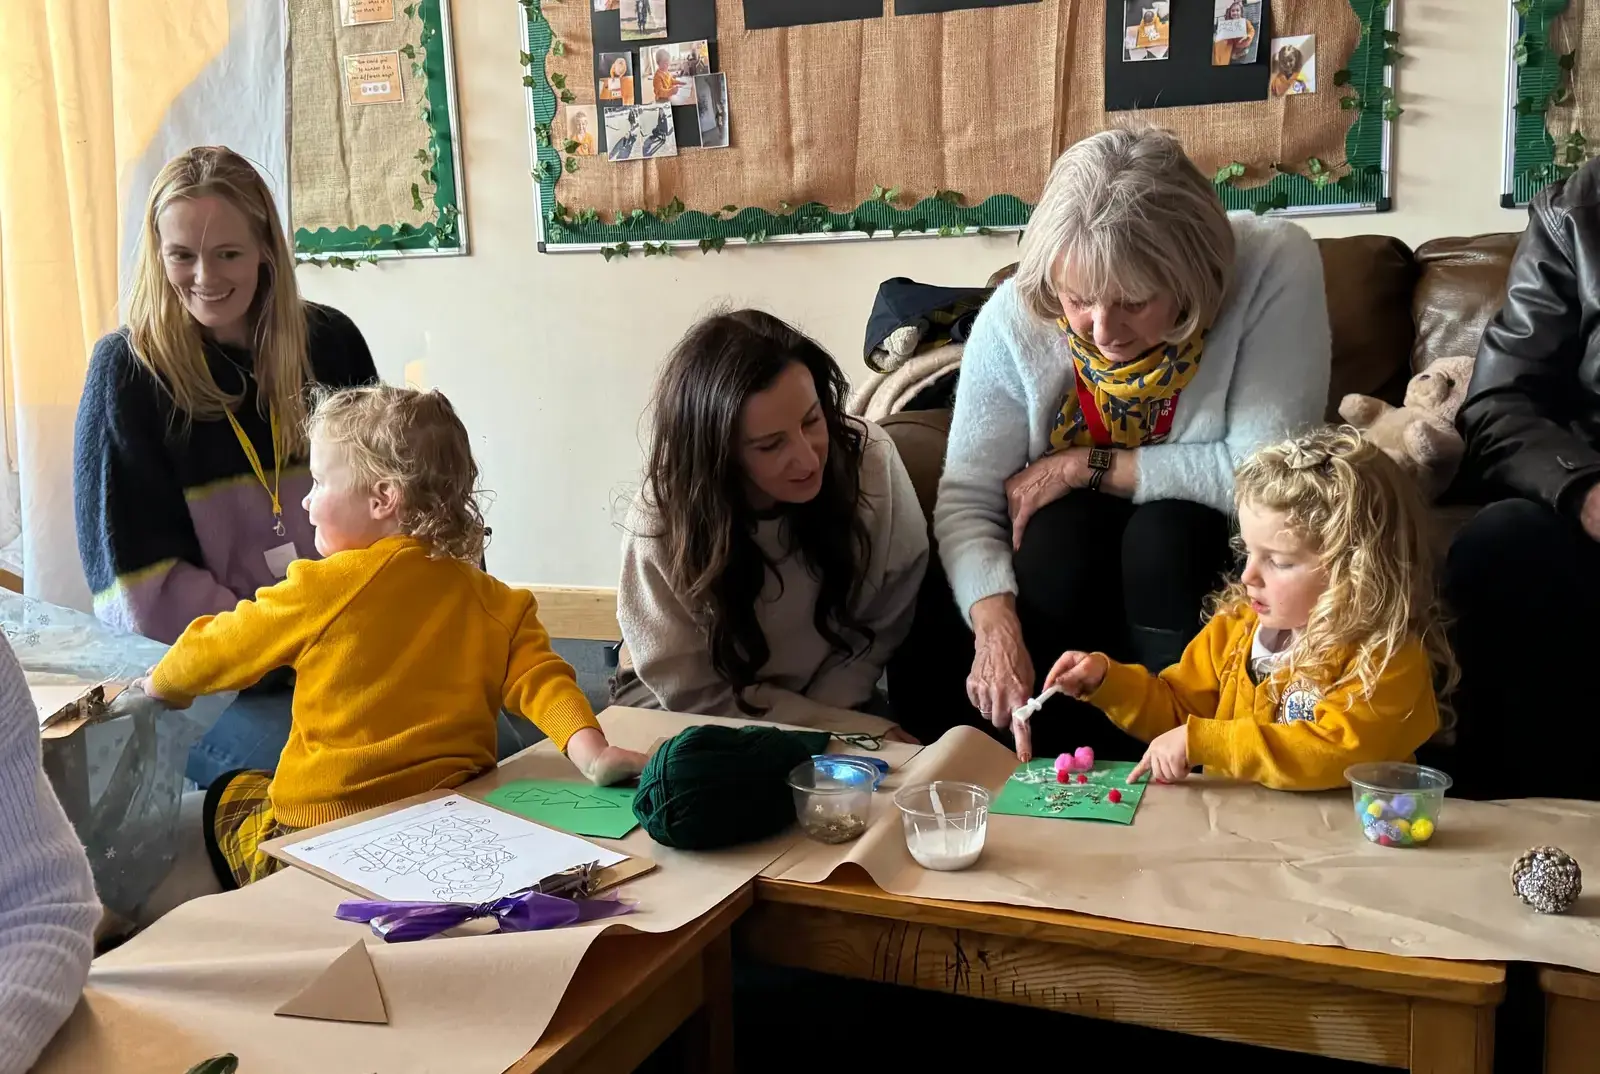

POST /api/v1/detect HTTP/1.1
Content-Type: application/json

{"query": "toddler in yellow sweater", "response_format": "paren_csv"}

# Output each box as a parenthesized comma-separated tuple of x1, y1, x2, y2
(1028, 426, 1455, 791)
(138, 386, 645, 889)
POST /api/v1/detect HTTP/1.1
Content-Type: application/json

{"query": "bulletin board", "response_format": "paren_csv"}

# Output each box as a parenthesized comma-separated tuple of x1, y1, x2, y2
(288, 0, 468, 262)
(1502, 0, 1588, 207)
(523, 0, 1397, 254)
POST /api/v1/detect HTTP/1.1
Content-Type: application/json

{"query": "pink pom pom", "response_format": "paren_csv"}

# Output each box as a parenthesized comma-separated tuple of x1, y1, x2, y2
(1074, 746, 1095, 771)
(1054, 753, 1072, 772)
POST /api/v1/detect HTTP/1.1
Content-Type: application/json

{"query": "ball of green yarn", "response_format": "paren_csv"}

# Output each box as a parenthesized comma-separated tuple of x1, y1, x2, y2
(633, 725, 818, 850)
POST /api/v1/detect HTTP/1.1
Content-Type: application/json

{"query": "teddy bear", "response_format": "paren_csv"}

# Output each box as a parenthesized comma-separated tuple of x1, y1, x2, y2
(1337, 355, 1475, 501)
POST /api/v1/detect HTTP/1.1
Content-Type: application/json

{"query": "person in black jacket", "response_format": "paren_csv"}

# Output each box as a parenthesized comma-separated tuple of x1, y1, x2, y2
(1447, 158, 1600, 801)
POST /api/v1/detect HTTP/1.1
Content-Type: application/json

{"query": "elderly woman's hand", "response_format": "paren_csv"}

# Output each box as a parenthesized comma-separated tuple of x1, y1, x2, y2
(1004, 450, 1088, 550)
(967, 595, 1035, 731)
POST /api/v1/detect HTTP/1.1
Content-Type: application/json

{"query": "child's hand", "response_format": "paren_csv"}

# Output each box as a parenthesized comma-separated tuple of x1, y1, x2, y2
(130, 673, 184, 708)
(1129, 726, 1189, 785)
(583, 747, 648, 787)
(566, 726, 647, 786)
(1044, 651, 1107, 698)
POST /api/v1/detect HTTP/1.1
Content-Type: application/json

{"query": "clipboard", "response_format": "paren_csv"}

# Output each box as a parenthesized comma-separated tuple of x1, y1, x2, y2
(36, 679, 124, 740)
(260, 788, 656, 902)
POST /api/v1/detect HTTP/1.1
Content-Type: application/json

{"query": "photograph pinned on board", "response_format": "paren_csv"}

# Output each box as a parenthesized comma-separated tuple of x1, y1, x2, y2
(1268, 33, 1316, 95)
(594, 0, 619, 9)
(564, 105, 598, 157)
(621, 0, 668, 40)
(1123, 1, 1170, 62)
(640, 40, 710, 106)
(598, 52, 637, 105)
(1211, 0, 1261, 66)
(605, 104, 678, 161)
(695, 73, 730, 148)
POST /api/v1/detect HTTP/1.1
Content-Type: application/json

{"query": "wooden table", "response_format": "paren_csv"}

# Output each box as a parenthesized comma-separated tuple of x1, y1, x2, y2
(506, 888, 749, 1074)
(1539, 965, 1600, 1074)
(745, 868, 1505, 1072)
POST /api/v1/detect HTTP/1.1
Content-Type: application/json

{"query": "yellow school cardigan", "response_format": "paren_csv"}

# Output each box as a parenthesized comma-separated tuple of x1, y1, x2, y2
(1088, 607, 1439, 790)
(151, 535, 599, 827)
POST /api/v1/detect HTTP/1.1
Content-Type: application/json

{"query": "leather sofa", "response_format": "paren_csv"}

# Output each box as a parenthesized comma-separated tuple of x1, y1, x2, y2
(879, 232, 1524, 533)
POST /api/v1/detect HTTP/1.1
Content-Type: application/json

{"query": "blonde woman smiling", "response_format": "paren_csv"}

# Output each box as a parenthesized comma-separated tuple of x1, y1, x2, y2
(73, 147, 377, 781)
(889, 127, 1331, 759)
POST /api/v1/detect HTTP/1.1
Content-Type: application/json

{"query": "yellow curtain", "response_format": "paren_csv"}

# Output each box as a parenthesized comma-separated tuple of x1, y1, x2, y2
(0, 0, 231, 606)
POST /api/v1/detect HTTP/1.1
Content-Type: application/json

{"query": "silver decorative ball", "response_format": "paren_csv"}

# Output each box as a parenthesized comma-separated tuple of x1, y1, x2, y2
(1511, 846, 1583, 914)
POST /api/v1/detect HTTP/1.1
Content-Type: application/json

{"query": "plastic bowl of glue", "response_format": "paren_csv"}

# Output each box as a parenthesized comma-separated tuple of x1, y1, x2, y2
(894, 781, 989, 871)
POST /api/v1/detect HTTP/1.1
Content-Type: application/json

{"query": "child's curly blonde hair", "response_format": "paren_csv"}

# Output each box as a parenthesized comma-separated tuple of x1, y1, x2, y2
(308, 385, 487, 563)
(1213, 425, 1458, 714)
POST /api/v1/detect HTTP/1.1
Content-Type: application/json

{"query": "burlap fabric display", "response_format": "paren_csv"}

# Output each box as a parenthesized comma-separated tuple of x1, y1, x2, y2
(545, 0, 1360, 215)
(289, 0, 434, 235)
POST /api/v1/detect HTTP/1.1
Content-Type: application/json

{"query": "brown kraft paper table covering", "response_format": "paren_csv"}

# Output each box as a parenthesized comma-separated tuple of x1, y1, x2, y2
(546, 0, 1357, 216)
(35, 707, 914, 1074)
(764, 725, 1600, 973)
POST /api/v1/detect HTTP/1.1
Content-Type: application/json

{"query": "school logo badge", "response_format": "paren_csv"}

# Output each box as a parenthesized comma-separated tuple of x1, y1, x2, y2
(1279, 680, 1322, 724)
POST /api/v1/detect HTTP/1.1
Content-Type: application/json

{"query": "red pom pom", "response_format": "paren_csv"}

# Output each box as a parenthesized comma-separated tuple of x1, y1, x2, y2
(1056, 769, 1069, 784)
(1076, 774, 1088, 784)
(1107, 788, 1123, 804)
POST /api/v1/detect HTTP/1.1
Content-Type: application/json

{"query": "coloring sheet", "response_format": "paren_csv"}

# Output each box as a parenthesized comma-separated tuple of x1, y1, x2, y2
(281, 795, 627, 903)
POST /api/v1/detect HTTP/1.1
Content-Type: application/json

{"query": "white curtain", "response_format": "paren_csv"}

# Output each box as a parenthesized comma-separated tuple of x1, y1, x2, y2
(0, 0, 286, 607)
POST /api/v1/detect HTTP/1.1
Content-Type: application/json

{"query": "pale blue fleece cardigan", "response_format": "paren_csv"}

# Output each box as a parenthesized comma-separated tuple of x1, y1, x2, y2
(934, 213, 1333, 620)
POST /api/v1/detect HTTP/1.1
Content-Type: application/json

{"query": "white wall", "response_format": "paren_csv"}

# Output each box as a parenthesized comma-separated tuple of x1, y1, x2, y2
(296, 0, 1526, 588)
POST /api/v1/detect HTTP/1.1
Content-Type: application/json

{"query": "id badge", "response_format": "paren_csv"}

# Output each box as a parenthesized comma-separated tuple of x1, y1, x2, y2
(264, 541, 298, 580)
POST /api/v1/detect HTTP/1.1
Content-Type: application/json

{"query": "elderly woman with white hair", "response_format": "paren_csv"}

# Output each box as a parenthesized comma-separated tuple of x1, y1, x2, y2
(888, 127, 1331, 759)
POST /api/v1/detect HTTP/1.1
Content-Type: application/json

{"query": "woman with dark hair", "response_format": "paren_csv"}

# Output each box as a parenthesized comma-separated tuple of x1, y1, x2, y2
(612, 310, 929, 735)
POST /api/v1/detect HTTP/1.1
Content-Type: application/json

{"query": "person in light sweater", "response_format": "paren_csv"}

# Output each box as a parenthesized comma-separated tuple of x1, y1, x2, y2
(613, 310, 929, 737)
(888, 126, 1331, 758)
(137, 386, 645, 889)
(0, 636, 99, 1074)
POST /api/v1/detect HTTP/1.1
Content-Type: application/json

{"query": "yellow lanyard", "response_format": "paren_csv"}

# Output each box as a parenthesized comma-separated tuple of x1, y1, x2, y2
(224, 406, 286, 536)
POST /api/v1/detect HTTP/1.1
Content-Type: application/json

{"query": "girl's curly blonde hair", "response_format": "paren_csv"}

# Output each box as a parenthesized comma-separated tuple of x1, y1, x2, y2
(308, 385, 487, 563)
(1213, 426, 1458, 717)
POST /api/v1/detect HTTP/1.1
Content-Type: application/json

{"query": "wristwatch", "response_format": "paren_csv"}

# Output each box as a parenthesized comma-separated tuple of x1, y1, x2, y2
(1086, 447, 1113, 493)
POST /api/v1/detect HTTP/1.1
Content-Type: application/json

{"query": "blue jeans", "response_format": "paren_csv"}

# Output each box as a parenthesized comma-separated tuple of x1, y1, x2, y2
(185, 689, 550, 788)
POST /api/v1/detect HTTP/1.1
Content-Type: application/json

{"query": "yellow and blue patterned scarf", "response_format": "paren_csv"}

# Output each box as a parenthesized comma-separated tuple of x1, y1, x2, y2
(1048, 319, 1206, 451)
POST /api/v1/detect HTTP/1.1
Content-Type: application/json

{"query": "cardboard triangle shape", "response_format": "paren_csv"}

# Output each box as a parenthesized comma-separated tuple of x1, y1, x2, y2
(275, 941, 389, 1025)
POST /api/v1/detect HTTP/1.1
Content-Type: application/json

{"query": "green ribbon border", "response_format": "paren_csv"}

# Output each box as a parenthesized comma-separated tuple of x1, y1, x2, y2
(1507, 0, 1572, 207)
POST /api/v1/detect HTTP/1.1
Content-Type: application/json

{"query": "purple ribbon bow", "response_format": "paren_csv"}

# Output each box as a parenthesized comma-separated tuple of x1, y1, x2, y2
(335, 888, 634, 943)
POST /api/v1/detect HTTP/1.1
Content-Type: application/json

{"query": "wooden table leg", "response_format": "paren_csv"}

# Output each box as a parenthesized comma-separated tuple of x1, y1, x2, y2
(1411, 998, 1494, 1074)
(683, 931, 735, 1074)
(1543, 987, 1600, 1074)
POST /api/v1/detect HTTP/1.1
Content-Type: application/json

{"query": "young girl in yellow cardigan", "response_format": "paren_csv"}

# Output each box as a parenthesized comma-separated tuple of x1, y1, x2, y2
(137, 386, 646, 888)
(1030, 426, 1454, 791)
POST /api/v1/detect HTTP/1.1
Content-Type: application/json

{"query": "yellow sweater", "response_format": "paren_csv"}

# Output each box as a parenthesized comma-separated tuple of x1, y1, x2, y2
(1089, 607, 1439, 791)
(151, 535, 600, 827)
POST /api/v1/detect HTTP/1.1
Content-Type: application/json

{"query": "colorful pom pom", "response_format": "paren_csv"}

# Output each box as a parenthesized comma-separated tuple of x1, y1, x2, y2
(1076, 774, 1088, 784)
(1410, 817, 1435, 843)
(1365, 800, 1384, 818)
(1054, 753, 1072, 772)
(1107, 788, 1123, 804)
(1073, 746, 1095, 771)
(1056, 768, 1070, 784)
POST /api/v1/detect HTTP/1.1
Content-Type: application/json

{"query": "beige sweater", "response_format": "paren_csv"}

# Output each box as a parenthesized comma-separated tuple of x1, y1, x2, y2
(617, 420, 929, 733)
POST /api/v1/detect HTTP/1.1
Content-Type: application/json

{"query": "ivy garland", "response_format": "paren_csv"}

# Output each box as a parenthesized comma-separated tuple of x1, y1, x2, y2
(296, 0, 463, 267)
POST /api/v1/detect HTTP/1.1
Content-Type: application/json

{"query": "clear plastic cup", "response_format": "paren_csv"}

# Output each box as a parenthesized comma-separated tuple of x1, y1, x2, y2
(894, 781, 990, 871)
(1345, 762, 1452, 848)
(788, 757, 876, 844)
